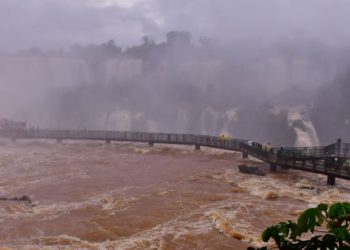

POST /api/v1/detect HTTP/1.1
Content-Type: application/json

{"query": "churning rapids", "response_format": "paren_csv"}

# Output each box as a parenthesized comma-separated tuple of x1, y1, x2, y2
(0, 140, 350, 250)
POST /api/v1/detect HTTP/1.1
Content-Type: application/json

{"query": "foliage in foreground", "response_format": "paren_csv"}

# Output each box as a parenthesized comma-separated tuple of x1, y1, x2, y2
(248, 202, 350, 250)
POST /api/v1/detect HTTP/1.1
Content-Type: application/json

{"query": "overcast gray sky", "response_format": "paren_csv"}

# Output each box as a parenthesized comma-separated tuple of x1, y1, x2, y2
(1, 0, 350, 51)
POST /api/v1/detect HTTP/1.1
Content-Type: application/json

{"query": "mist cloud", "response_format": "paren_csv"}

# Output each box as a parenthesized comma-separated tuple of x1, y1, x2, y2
(0, 0, 159, 50)
(1, 1, 350, 51)
(1, 1, 350, 146)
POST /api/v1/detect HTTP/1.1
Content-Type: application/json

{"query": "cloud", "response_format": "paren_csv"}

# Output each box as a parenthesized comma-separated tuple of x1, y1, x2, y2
(1, 0, 350, 51)
(0, 0, 160, 51)
(88, 0, 146, 9)
(152, 0, 350, 45)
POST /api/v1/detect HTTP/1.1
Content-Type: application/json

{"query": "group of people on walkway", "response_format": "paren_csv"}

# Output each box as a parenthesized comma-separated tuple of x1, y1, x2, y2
(247, 140, 273, 153)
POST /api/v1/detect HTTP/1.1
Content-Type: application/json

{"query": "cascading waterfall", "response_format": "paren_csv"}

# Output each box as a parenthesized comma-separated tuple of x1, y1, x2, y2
(200, 107, 220, 135)
(104, 59, 143, 85)
(0, 55, 90, 124)
(5, 54, 319, 145)
(287, 108, 320, 147)
(174, 109, 192, 133)
(102, 109, 133, 131)
(102, 108, 159, 132)
(221, 108, 239, 135)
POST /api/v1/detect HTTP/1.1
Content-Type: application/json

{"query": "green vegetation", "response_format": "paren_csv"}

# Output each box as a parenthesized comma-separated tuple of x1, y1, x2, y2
(248, 202, 350, 250)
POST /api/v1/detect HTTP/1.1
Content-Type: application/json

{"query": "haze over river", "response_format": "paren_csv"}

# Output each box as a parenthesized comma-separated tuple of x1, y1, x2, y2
(0, 139, 350, 249)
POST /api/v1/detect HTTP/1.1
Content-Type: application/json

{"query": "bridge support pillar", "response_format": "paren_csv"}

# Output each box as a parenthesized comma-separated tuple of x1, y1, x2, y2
(195, 144, 201, 150)
(270, 163, 277, 172)
(242, 152, 248, 158)
(148, 142, 154, 147)
(327, 175, 336, 186)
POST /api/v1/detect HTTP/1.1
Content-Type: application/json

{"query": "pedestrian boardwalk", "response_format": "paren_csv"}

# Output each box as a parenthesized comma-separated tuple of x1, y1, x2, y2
(0, 129, 243, 150)
(0, 128, 349, 185)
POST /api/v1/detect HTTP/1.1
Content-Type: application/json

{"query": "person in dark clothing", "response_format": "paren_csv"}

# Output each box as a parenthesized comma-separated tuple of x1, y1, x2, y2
(336, 138, 342, 156)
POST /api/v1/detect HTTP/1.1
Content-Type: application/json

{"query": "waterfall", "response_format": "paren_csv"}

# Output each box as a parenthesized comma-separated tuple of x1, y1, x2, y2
(0, 55, 89, 125)
(101, 108, 159, 132)
(200, 107, 220, 135)
(221, 108, 238, 135)
(175, 109, 189, 133)
(287, 108, 320, 147)
(102, 109, 133, 131)
(104, 58, 143, 84)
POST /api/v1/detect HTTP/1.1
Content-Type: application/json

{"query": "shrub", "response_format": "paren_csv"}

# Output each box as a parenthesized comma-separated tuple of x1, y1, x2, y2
(248, 202, 350, 250)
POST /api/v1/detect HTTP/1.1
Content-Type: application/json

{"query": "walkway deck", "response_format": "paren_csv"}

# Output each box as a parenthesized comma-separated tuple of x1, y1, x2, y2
(0, 128, 349, 185)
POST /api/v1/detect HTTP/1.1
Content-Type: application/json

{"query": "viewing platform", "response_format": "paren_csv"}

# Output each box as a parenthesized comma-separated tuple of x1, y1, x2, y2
(0, 128, 349, 186)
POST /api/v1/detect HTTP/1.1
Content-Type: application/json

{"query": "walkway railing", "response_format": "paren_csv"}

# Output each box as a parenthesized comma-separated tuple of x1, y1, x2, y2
(1, 128, 350, 184)
(0, 128, 245, 151)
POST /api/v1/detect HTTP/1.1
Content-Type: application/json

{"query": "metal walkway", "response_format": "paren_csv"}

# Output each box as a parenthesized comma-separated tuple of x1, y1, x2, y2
(0, 128, 349, 185)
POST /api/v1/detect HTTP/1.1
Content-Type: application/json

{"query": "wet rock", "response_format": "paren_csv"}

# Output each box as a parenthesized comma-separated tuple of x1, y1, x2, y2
(19, 195, 32, 203)
(231, 186, 245, 193)
(298, 185, 321, 194)
(299, 185, 315, 190)
(0, 195, 32, 205)
(238, 165, 265, 176)
(264, 191, 278, 200)
(228, 230, 245, 240)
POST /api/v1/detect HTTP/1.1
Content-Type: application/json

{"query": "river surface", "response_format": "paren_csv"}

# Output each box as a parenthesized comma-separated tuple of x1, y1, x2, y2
(0, 139, 350, 250)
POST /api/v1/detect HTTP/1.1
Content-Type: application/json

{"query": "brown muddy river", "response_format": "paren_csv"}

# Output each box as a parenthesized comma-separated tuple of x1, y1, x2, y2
(0, 139, 350, 250)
